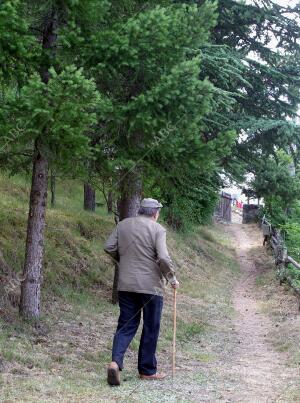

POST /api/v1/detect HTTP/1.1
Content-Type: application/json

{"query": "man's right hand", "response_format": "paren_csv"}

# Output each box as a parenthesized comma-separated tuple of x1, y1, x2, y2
(171, 280, 179, 289)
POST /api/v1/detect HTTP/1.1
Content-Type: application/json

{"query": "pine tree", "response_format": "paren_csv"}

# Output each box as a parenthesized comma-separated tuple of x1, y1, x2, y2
(84, 2, 219, 219)
(0, 1, 107, 319)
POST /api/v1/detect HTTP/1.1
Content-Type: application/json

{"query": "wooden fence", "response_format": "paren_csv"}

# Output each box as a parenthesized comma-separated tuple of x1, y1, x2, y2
(262, 216, 300, 309)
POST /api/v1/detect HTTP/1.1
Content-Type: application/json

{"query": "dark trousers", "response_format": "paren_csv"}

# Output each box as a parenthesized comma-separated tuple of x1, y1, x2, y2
(112, 291, 163, 375)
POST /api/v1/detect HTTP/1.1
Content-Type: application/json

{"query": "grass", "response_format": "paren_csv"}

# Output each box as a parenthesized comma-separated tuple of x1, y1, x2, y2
(0, 172, 246, 401)
(0, 172, 114, 298)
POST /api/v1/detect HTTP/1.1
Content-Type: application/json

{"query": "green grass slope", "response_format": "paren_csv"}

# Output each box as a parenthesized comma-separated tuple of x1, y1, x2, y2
(0, 173, 240, 402)
(0, 173, 114, 306)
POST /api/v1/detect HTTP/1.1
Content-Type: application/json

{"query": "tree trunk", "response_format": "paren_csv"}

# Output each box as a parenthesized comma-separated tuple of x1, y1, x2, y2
(107, 190, 113, 214)
(112, 169, 142, 303)
(20, 146, 48, 319)
(50, 170, 56, 207)
(19, 7, 57, 320)
(84, 182, 96, 211)
(118, 169, 142, 220)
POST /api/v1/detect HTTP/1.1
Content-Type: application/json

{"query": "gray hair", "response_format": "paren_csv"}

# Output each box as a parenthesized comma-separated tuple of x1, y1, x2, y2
(138, 206, 160, 217)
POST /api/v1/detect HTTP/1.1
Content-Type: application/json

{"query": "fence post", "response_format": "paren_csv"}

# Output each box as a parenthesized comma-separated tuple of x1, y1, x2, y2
(261, 217, 300, 310)
(276, 241, 288, 284)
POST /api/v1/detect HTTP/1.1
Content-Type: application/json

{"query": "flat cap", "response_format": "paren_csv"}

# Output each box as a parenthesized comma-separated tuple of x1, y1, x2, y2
(140, 198, 163, 208)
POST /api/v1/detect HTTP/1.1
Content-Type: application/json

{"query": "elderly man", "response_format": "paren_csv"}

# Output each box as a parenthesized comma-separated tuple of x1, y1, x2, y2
(104, 198, 179, 386)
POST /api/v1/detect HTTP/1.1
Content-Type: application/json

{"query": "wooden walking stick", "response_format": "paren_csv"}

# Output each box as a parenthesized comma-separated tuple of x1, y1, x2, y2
(172, 287, 177, 378)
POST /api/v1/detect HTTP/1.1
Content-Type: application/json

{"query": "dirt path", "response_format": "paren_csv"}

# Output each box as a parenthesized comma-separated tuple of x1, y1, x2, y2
(223, 221, 300, 403)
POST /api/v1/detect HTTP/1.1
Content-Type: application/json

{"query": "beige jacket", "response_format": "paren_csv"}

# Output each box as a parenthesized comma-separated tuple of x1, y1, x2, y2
(104, 215, 176, 296)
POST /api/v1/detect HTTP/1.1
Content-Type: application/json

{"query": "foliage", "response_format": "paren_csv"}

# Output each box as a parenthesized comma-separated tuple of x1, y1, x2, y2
(214, 1, 300, 224)
(204, 1, 299, 177)
(169, 0, 299, 226)
(161, 174, 220, 231)
(0, 0, 37, 84)
(0, 66, 107, 174)
(80, 1, 232, 228)
(0, 0, 300, 232)
(148, 129, 236, 230)
(282, 221, 300, 289)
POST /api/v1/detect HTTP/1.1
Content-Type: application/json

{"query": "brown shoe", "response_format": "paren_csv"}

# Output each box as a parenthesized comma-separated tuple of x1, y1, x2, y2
(139, 372, 167, 380)
(107, 362, 120, 386)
